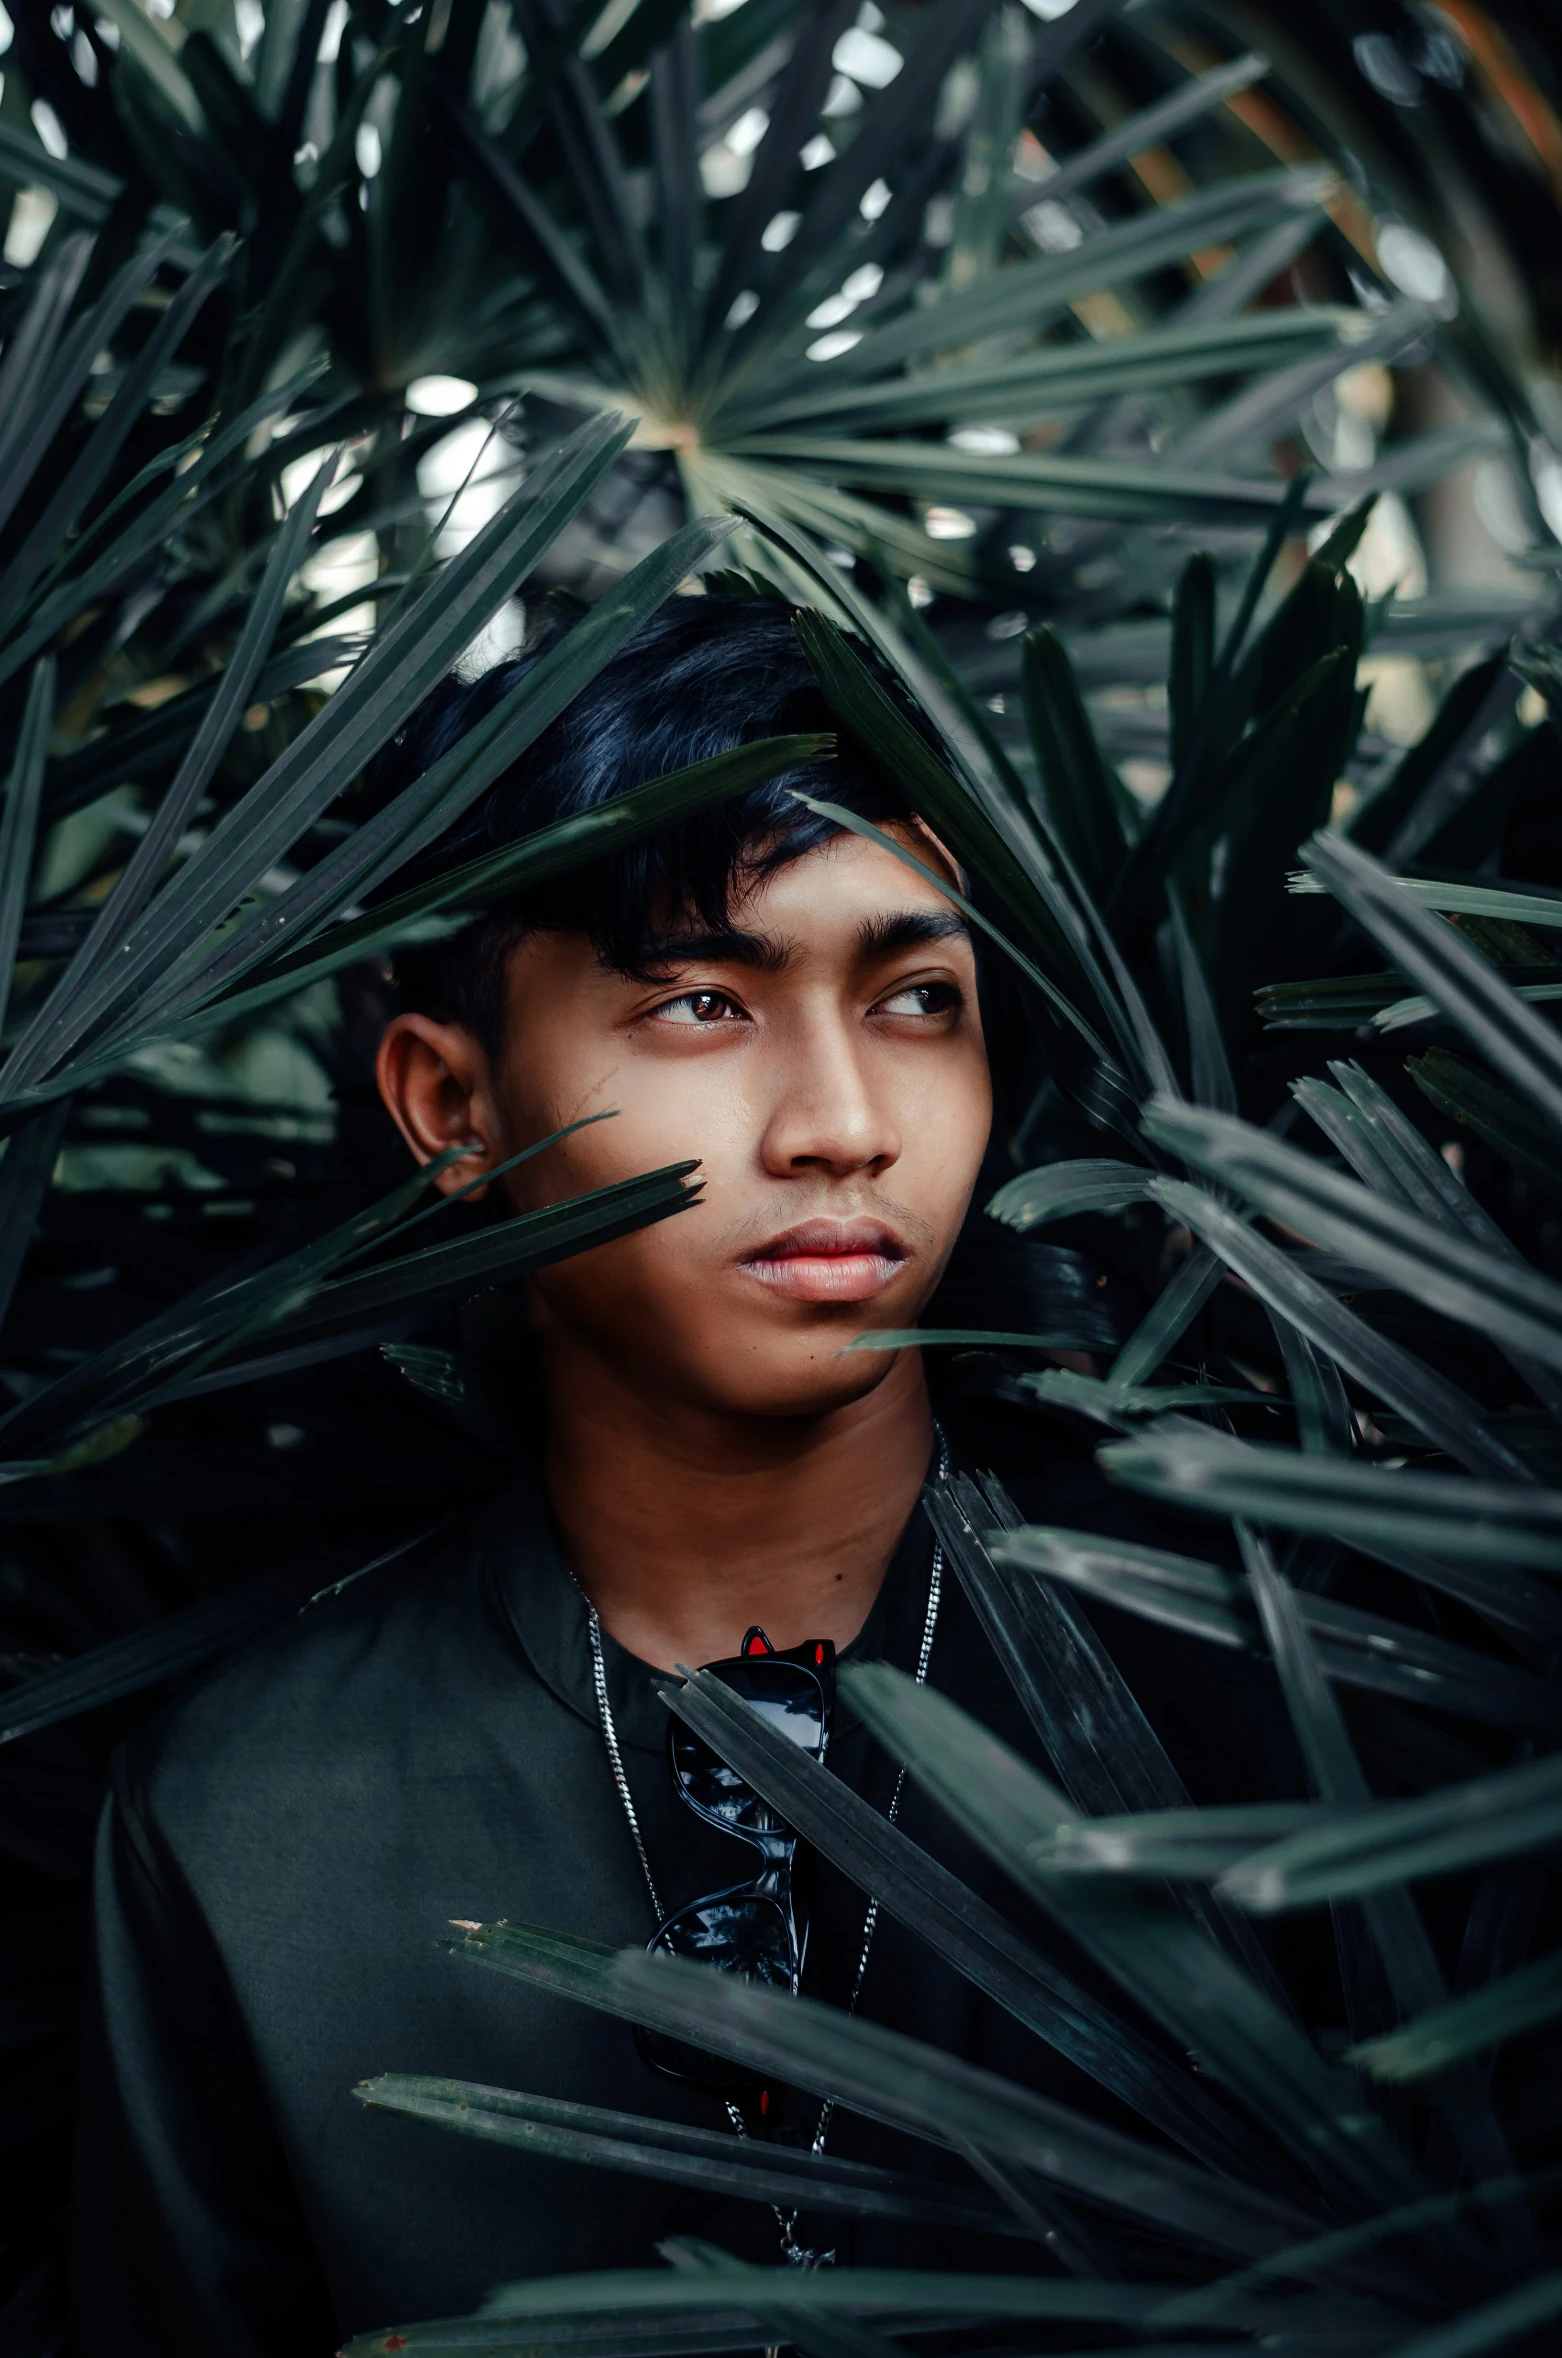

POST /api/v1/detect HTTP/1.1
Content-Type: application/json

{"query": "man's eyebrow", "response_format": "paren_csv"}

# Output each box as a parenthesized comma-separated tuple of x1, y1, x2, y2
(856, 910, 972, 962)
(633, 926, 791, 975)
(622, 910, 969, 979)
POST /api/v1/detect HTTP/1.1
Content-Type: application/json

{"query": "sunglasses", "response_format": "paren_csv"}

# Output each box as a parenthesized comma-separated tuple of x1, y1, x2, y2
(635, 1626, 834, 2116)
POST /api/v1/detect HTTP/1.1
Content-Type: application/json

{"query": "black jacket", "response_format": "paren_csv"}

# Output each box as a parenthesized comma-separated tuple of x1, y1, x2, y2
(72, 1448, 1306, 2353)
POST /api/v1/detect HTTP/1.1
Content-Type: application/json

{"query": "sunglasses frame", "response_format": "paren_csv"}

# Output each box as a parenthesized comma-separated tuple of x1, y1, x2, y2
(635, 1629, 834, 2107)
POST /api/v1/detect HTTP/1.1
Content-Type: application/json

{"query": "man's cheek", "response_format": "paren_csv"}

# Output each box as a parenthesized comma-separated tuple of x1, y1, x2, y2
(545, 1218, 711, 1352)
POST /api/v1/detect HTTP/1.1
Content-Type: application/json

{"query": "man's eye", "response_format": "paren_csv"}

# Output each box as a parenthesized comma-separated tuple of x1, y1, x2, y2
(877, 981, 960, 1018)
(654, 990, 743, 1026)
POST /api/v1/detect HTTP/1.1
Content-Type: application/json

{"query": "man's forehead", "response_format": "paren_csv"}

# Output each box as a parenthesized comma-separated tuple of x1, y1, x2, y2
(724, 820, 965, 939)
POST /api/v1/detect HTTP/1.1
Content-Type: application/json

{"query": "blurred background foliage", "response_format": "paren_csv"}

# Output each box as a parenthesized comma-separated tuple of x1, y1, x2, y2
(2, 0, 1562, 2351)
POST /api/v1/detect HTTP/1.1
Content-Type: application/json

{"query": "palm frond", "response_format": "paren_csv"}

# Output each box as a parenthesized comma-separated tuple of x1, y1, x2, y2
(2, 1, 1561, 2343)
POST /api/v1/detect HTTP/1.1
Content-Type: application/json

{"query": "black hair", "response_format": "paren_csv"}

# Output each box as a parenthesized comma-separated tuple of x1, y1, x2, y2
(374, 593, 921, 1056)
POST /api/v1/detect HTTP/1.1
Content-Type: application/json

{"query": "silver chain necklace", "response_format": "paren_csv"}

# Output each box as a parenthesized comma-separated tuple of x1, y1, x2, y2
(583, 1424, 950, 2268)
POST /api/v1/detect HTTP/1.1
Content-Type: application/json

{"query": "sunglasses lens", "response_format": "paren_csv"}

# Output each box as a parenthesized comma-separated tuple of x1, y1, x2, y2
(671, 1661, 827, 1835)
(716, 1658, 828, 1748)
(654, 1891, 796, 1980)
(635, 1894, 795, 2095)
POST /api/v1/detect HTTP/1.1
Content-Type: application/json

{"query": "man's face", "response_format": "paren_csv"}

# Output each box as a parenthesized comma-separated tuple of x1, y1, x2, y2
(484, 822, 991, 1418)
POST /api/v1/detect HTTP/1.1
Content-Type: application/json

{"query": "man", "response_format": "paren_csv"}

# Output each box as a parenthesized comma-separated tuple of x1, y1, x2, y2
(73, 597, 1296, 2352)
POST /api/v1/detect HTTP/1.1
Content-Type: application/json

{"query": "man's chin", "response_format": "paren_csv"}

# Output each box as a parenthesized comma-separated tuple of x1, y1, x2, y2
(698, 1338, 909, 1421)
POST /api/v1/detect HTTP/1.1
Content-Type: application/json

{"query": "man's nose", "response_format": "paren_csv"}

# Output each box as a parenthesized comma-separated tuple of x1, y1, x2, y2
(757, 1015, 900, 1178)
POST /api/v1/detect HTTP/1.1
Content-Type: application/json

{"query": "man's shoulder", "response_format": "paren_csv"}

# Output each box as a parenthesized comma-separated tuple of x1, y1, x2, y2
(114, 1494, 537, 1843)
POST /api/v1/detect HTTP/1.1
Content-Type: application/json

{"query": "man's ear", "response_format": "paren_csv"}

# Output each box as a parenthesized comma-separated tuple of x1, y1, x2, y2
(375, 1013, 504, 1199)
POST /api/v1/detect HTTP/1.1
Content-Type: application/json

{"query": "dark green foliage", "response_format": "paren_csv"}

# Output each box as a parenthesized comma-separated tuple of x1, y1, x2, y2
(359, 2076, 1026, 2237)
(1, 3, 1561, 2352)
(1409, 1048, 1562, 1203)
(1168, 549, 1215, 780)
(1020, 624, 1130, 909)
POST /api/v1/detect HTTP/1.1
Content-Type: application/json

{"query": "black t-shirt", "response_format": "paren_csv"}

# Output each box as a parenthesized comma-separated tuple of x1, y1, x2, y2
(72, 1444, 1308, 2354)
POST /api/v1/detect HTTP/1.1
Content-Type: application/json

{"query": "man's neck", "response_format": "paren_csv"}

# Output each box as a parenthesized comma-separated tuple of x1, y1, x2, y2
(539, 1344, 936, 1671)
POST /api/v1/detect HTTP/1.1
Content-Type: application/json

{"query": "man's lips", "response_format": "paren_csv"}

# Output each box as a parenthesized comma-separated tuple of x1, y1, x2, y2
(739, 1218, 909, 1305)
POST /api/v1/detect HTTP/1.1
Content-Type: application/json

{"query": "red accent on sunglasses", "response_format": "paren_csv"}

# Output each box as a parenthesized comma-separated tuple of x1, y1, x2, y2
(741, 1627, 775, 1657)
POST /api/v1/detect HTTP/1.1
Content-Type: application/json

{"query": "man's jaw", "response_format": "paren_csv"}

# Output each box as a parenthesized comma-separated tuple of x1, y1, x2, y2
(738, 1216, 909, 1305)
